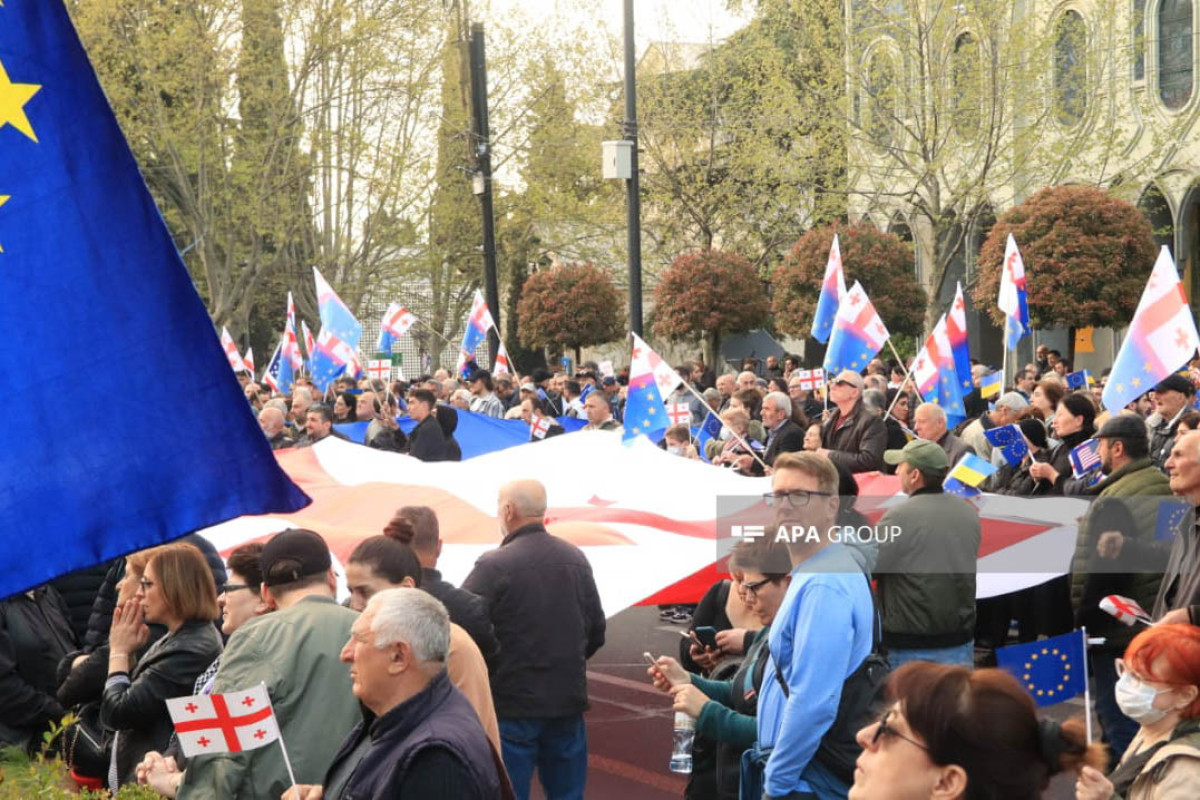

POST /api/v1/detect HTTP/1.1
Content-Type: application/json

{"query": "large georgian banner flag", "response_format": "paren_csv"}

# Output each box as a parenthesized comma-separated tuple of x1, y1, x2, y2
(200, 436, 1091, 613)
(0, 2, 308, 597)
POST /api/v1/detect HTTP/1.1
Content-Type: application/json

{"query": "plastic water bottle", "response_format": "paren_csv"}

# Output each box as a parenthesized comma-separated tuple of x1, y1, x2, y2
(669, 712, 695, 773)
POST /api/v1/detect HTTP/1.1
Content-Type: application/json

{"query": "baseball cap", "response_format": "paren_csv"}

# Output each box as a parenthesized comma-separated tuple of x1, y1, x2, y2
(519, 382, 536, 392)
(883, 439, 950, 471)
(260, 529, 332, 587)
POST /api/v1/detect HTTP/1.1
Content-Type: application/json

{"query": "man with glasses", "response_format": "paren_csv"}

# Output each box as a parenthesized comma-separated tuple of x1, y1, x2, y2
(754, 452, 875, 799)
(818, 370, 887, 474)
(876, 440, 980, 669)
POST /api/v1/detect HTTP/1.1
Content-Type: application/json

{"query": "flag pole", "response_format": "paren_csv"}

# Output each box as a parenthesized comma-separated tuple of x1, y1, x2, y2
(263, 684, 300, 794)
(884, 339, 925, 405)
(677, 378, 769, 471)
(1081, 626, 1093, 745)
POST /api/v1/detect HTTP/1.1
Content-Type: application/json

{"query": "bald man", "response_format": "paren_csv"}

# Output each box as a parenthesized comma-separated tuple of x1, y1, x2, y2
(462, 480, 606, 799)
(258, 407, 294, 450)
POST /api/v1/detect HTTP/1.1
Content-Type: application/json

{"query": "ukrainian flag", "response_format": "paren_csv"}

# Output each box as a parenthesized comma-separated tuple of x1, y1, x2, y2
(979, 371, 1003, 400)
(995, 630, 1086, 707)
(948, 453, 997, 488)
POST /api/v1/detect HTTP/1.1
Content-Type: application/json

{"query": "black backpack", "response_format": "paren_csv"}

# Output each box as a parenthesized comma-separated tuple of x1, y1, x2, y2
(773, 564, 890, 785)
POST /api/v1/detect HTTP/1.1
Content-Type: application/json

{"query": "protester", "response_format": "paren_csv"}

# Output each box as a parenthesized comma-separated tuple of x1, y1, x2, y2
(1149, 373, 1196, 470)
(649, 540, 792, 800)
(912, 402, 974, 466)
(0, 582, 76, 753)
(994, 417, 1054, 496)
(462, 480, 605, 800)
(803, 422, 823, 452)
(469, 370, 506, 418)
(298, 404, 349, 447)
(1076, 625, 1200, 800)
(581, 392, 621, 432)
(520, 395, 565, 441)
(851, 662, 1102, 799)
(878, 441, 980, 668)
(958, 391, 1028, 463)
(665, 424, 700, 459)
(741, 392, 804, 475)
(290, 388, 313, 426)
(384, 507, 499, 665)
(1069, 414, 1173, 763)
(332, 392, 357, 423)
(343, 534, 500, 752)
(286, 589, 505, 800)
(101, 543, 222, 789)
(819, 371, 887, 474)
(406, 388, 448, 461)
(1030, 379, 1066, 433)
(175, 529, 360, 800)
(436, 404, 463, 461)
(1028, 392, 1097, 494)
(711, 408, 760, 474)
(258, 407, 294, 450)
(752, 452, 875, 799)
(881, 389, 912, 457)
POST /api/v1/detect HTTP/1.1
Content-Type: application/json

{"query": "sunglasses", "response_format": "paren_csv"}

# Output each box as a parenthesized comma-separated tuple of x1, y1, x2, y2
(871, 710, 929, 751)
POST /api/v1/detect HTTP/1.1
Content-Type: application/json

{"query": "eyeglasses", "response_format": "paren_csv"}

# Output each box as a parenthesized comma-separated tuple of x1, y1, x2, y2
(220, 583, 255, 596)
(762, 489, 831, 507)
(740, 576, 775, 598)
(138, 578, 155, 592)
(871, 710, 929, 751)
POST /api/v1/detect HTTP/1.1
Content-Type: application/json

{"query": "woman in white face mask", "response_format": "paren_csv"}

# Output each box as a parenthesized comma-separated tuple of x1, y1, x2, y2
(1076, 624, 1200, 800)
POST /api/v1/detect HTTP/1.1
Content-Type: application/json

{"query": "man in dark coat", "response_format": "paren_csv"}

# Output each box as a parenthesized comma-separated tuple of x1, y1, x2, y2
(406, 389, 447, 462)
(0, 584, 76, 751)
(463, 480, 605, 800)
(740, 392, 805, 475)
(819, 370, 887, 473)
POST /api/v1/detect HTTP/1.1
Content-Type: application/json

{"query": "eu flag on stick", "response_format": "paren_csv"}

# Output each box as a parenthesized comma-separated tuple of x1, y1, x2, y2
(0, 3, 309, 597)
(983, 423, 1029, 466)
(996, 630, 1086, 707)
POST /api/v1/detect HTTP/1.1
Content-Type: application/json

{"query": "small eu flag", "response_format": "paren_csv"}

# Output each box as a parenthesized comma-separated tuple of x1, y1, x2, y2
(1155, 499, 1194, 543)
(1065, 369, 1094, 392)
(943, 476, 981, 499)
(984, 423, 1029, 467)
(695, 412, 723, 463)
(995, 630, 1086, 707)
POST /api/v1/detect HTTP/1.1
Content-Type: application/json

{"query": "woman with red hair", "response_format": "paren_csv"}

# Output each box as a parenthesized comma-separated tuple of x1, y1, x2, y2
(1077, 624, 1200, 799)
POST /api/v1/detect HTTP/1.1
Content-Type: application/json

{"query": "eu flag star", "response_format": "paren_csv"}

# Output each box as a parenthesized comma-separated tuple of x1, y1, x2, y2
(0, 195, 7, 252)
(0, 59, 42, 142)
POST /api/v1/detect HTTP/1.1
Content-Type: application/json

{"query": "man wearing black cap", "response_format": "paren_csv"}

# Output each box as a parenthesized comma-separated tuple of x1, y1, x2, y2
(177, 529, 360, 800)
(468, 370, 505, 418)
(1068, 413, 1172, 763)
(1149, 373, 1196, 470)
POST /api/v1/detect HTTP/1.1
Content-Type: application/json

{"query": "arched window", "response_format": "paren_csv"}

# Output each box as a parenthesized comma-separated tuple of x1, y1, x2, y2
(865, 50, 898, 147)
(1159, 0, 1195, 109)
(953, 32, 980, 137)
(1054, 10, 1087, 125)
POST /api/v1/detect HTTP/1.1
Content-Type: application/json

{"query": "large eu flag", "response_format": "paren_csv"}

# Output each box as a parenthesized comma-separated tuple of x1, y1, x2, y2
(0, 3, 309, 597)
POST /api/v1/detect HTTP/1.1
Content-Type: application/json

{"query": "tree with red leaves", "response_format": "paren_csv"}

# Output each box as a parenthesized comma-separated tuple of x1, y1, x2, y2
(971, 185, 1157, 332)
(651, 249, 771, 367)
(772, 222, 925, 340)
(517, 262, 624, 363)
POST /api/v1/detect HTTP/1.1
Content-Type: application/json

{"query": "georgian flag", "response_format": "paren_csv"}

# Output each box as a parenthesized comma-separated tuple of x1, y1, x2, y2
(166, 684, 280, 758)
(1100, 595, 1153, 627)
(666, 403, 692, 427)
(220, 327, 247, 373)
(531, 416, 553, 440)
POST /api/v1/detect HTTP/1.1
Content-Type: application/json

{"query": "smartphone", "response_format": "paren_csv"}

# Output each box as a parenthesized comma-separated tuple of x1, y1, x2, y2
(693, 626, 718, 649)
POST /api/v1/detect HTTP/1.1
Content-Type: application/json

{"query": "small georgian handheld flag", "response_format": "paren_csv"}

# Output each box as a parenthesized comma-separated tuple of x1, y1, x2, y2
(242, 347, 255, 376)
(166, 685, 281, 758)
(1100, 595, 1153, 627)
(667, 403, 692, 427)
(531, 416, 553, 440)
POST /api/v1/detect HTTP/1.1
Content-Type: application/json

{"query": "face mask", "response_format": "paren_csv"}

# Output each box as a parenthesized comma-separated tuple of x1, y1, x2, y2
(1115, 672, 1171, 724)
(719, 427, 732, 441)
(667, 445, 682, 456)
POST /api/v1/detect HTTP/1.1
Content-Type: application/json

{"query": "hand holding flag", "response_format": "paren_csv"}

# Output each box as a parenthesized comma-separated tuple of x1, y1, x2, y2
(1100, 595, 1153, 627)
(983, 423, 1029, 466)
(167, 685, 280, 758)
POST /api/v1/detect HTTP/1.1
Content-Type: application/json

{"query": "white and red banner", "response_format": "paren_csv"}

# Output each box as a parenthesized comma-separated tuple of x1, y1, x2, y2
(666, 403, 692, 427)
(199, 436, 1088, 613)
(166, 685, 280, 758)
(794, 368, 825, 391)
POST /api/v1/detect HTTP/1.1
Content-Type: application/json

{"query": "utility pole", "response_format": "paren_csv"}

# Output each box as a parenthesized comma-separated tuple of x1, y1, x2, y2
(468, 22, 501, 363)
(623, 0, 643, 336)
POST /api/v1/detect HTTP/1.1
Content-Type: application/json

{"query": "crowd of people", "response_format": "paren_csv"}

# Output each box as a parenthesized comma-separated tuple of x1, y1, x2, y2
(6, 343, 1200, 799)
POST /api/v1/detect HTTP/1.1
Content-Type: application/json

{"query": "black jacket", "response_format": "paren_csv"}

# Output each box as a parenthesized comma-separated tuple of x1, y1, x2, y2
(462, 524, 606, 718)
(409, 416, 448, 462)
(422, 567, 499, 667)
(821, 401, 887, 473)
(51, 560, 117, 643)
(0, 585, 76, 750)
(101, 618, 222, 787)
(763, 420, 805, 466)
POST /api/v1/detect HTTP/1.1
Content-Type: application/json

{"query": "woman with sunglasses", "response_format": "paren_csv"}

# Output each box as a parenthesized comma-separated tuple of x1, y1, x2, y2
(1076, 624, 1200, 800)
(648, 539, 793, 800)
(850, 661, 1102, 800)
(101, 543, 222, 790)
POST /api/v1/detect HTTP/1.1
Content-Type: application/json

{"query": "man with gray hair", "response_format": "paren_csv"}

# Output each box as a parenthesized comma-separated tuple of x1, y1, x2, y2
(463, 480, 605, 800)
(913, 401, 975, 466)
(290, 387, 313, 426)
(258, 406, 294, 450)
(291, 588, 502, 799)
(737, 391, 805, 475)
(959, 391, 1029, 463)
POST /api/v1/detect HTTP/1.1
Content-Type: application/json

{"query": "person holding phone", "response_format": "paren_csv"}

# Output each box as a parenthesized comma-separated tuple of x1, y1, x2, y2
(649, 540, 792, 800)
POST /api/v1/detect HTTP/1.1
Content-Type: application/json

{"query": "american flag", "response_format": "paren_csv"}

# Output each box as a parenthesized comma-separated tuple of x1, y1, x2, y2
(1069, 438, 1102, 477)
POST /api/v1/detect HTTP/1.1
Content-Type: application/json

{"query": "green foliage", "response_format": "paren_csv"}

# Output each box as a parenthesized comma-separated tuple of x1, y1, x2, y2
(971, 185, 1157, 329)
(651, 249, 770, 364)
(517, 263, 624, 360)
(772, 223, 925, 340)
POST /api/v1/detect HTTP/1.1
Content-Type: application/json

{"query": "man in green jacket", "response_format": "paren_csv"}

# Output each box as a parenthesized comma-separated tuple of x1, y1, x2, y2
(877, 440, 981, 669)
(1068, 414, 1171, 764)
(176, 530, 361, 800)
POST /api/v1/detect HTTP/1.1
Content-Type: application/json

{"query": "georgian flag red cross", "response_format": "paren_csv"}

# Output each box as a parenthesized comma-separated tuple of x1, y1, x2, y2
(166, 684, 281, 758)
